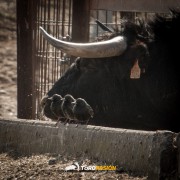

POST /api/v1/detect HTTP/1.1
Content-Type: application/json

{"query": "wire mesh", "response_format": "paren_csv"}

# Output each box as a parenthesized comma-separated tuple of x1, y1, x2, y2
(89, 10, 160, 41)
(32, 0, 73, 119)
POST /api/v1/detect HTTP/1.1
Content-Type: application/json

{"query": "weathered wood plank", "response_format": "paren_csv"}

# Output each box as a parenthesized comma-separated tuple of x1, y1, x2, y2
(90, 0, 180, 13)
(72, 0, 90, 42)
(17, 0, 36, 119)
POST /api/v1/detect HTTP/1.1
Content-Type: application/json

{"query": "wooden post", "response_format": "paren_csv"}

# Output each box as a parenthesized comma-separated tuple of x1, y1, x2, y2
(72, 0, 90, 42)
(16, 0, 36, 119)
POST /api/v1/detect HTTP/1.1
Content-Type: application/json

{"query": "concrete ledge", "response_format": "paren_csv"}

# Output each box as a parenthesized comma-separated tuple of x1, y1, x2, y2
(177, 133, 180, 179)
(0, 118, 178, 179)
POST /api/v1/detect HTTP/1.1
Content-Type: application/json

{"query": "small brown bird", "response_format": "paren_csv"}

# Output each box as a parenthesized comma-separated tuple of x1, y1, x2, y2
(40, 96, 58, 120)
(72, 98, 94, 124)
(50, 94, 65, 120)
(61, 94, 76, 123)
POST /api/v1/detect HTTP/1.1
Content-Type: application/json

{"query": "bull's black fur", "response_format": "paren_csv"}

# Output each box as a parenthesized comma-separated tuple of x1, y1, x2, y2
(45, 10, 180, 132)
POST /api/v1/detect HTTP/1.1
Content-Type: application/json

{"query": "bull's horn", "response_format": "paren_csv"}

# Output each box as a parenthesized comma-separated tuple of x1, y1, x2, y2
(39, 26, 127, 58)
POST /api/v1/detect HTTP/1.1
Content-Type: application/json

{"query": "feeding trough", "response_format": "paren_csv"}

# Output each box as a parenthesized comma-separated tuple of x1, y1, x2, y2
(0, 118, 179, 179)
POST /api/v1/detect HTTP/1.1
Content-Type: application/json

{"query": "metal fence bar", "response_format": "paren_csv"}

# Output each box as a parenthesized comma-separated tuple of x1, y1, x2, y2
(32, 0, 73, 119)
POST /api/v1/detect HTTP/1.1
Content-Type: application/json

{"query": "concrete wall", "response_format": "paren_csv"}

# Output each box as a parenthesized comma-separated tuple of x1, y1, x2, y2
(177, 133, 180, 179)
(0, 118, 178, 180)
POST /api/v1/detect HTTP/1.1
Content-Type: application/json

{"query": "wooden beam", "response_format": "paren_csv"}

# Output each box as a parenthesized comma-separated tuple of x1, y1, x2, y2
(90, 0, 180, 13)
(16, 0, 36, 119)
(72, 0, 90, 42)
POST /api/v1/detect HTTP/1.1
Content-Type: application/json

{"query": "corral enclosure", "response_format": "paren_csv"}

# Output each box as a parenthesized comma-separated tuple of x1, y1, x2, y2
(0, 0, 179, 179)
(17, 0, 180, 120)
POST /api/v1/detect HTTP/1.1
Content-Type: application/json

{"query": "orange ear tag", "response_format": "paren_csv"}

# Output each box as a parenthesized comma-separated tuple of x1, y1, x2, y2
(130, 59, 141, 79)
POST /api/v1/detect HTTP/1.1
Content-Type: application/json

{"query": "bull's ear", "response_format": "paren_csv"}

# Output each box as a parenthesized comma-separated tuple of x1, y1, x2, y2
(39, 26, 127, 58)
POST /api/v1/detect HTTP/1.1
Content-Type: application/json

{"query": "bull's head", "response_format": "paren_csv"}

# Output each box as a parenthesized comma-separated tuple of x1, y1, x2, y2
(39, 23, 150, 127)
(39, 11, 180, 133)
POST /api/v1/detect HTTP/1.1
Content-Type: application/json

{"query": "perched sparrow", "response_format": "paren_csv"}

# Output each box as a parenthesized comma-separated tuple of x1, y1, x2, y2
(73, 98, 94, 124)
(50, 94, 65, 120)
(61, 94, 76, 123)
(40, 96, 58, 120)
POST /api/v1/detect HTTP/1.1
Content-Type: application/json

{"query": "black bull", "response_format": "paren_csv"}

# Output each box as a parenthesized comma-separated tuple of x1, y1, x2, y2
(41, 11, 180, 132)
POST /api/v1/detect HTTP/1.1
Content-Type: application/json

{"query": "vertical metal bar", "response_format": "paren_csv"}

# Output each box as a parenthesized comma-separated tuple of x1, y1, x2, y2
(69, 0, 73, 65)
(115, 11, 117, 28)
(60, 0, 65, 69)
(68, 0, 72, 36)
(55, 0, 59, 83)
(36, 0, 41, 119)
(60, 0, 64, 76)
(58, 0, 61, 80)
(17, 0, 35, 119)
(47, 0, 51, 91)
(62, 0, 66, 36)
(72, 0, 90, 42)
(40, 0, 45, 98)
(51, 0, 53, 91)
(96, 10, 99, 37)
(44, 0, 48, 95)
(105, 10, 108, 26)
(40, 0, 43, 98)
(119, 11, 121, 30)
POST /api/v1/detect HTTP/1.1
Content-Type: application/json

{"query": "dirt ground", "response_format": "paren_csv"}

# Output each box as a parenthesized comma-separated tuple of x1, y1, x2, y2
(0, 40, 17, 119)
(0, 152, 147, 180)
(0, 1, 147, 179)
(0, 0, 17, 119)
